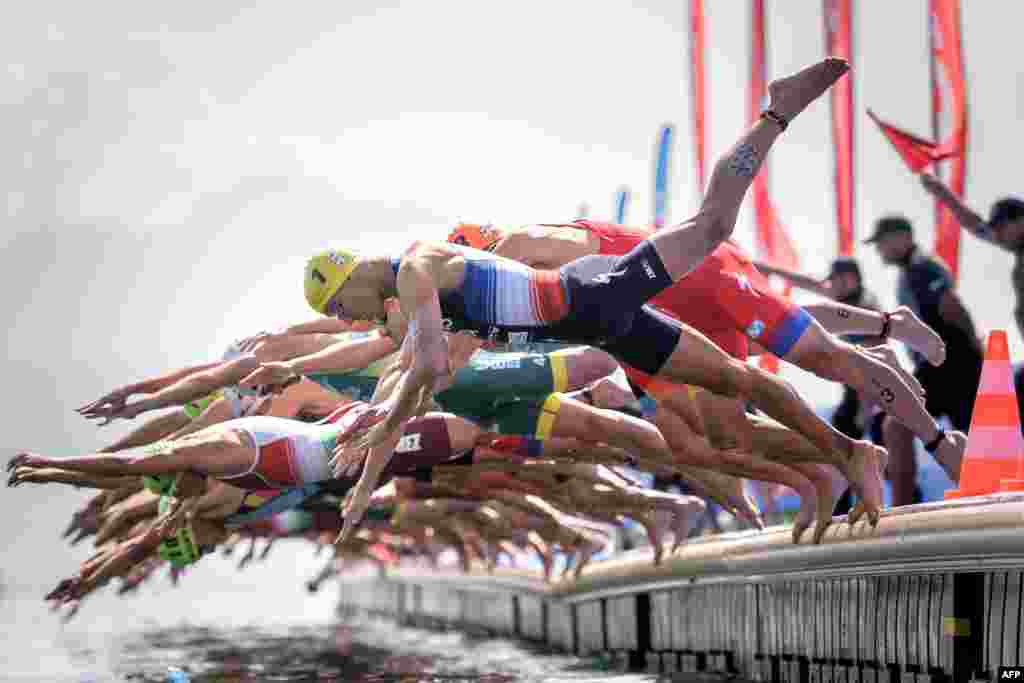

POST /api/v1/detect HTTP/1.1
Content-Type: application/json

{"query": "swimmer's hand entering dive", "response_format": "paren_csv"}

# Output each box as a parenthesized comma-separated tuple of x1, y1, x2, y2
(337, 428, 404, 543)
(239, 361, 298, 390)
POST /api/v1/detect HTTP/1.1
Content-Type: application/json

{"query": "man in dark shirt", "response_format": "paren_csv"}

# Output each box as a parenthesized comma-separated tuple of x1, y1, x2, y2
(865, 215, 984, 505)
(920, 173, 1024, 428)
(819, 258, 885, 437)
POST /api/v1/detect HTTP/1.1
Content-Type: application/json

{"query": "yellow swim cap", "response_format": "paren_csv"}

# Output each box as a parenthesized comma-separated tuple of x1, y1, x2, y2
(305, 248, 362, 315)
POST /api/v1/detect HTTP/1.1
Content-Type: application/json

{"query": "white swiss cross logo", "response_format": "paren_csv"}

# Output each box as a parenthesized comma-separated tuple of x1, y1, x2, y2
(735, 273, 753, 292)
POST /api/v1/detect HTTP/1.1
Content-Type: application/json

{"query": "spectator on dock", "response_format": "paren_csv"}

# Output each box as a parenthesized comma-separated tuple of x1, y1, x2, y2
(919, 173, 1024, 429)
(865, 215, 983, 506)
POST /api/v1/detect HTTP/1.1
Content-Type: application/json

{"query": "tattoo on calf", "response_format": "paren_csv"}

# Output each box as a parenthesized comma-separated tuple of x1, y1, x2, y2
(728, 142, 760, 178)
(871, 377, 896, 404)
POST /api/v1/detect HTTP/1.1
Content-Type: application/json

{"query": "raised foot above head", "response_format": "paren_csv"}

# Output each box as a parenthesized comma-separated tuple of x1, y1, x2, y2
(764, 57, 850, 128)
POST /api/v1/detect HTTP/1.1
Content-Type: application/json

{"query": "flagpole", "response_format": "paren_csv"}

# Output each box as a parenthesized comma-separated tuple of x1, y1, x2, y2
(652, 124, 673, 228)
(688, 0, 707, 204)
(928, 0, 943, 239)
(614, 187, 630, 224)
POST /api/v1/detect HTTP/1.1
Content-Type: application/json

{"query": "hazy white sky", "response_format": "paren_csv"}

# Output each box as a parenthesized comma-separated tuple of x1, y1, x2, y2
(2, 0, 1021, 637)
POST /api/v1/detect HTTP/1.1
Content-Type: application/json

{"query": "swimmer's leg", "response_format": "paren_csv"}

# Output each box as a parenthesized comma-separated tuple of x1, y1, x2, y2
(648, 58, 849, 279)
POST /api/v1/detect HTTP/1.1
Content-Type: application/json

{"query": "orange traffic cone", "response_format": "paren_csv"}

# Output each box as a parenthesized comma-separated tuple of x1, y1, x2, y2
(945, 330, 1024, 498)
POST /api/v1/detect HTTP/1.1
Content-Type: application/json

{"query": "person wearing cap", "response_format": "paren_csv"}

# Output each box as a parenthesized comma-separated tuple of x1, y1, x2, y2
(920, 174, 1024, 429)
(920, 174, 1024, 339)
(760, 257, 880, 312)
(865, 214, 984, 505)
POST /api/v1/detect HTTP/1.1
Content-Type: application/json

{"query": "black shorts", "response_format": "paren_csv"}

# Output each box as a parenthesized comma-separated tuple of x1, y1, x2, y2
(552, 240, 680, 375)
(914, 356, 982, 432)
(831, 386, 864, 439)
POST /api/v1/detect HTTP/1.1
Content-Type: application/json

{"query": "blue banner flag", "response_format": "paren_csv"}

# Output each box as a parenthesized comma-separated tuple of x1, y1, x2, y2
(653, 124, 674, 227)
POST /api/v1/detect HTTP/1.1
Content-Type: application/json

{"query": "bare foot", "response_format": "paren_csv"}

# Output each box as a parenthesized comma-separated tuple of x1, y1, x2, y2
(455, 542, 471, 574)
(841, 441, 886, 526)
(888, 306, 946, 366)
(810, 479, 839, 544)
(423, 547, 441, 570)
(790, 480, 820, 544)
(745, 494, 767, 531)
(804, 464, 844, 544)
(767, 58, 850, 123)
(864, 344, 925, 401)
(632, 509, 669, 566)
(727, 490, 765, 530)
(483, 540, 501, 573)
(571, 535, 605, 580)
(707, 471, 761, 526)
(529, 539, 555, 582)
(847, 500, 866, 525)
(933, 431, 967, 483)
(670, 497, 706, 554)
(792, 498, 814, 545)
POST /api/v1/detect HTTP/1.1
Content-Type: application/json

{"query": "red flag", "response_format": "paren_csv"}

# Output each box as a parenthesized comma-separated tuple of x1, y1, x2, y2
(748, 1, 798, 270)
(688, 0, 707, 199)
(750, 0, 799, 374)
(929, 0, 968, 280)
(867, 109, 953, 173)
(749, 0, 768, 144)
(823, 0, 855, 256)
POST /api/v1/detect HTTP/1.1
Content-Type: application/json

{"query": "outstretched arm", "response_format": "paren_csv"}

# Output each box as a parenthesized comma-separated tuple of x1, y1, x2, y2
(338, 252, 450, 538)
(375, 258, 450, 430)
(278, 317, 366, 336)
(78, 360, 223, 420)
(752, 260, 832, 297)
(113, 357, 260, 420)
(920, 173, 1004, 249)
(240, 333, 398, 389)
(236, 318, 367, 351)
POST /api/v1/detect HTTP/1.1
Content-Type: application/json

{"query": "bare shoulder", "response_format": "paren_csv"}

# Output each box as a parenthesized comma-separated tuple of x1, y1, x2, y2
(397, 240, 466, 290)
(495, 223, 592, 268)
(522, 223, 580, 239)
(401, 239, 461, 261)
